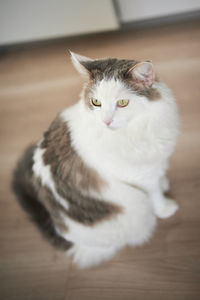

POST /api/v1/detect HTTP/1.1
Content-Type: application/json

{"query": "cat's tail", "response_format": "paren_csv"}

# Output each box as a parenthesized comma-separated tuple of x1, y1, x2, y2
(12, 144, 72, 251)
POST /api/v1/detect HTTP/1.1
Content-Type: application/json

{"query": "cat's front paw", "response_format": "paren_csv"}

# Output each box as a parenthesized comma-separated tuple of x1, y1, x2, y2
(155, 199, 179, 219)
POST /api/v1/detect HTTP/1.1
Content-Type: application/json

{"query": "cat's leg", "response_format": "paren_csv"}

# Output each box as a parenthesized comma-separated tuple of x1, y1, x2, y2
(149, 180, 178, 219)
(62, 181, 156, 267)
(67, 244, 118, 268)
(127, 190, 156, 247)
(160, 175, 170, 193)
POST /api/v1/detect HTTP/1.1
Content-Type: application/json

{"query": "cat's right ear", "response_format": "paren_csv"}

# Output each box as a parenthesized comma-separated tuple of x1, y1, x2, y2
(69, 51, 93, 79)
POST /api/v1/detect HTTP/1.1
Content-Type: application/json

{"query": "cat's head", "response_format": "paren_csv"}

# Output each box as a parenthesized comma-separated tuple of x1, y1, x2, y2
(70, 52, 160, 130)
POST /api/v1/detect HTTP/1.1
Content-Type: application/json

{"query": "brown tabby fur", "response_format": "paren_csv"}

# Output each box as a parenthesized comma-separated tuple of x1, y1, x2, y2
(80, 58, 161, 104)
(12, 116, 121, 251)
(40, 117, 121, 225)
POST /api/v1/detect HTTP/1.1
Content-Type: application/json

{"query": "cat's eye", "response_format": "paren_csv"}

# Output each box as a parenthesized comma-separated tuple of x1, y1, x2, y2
(117, 99, 129, 107)
(91, 98, 101, 107)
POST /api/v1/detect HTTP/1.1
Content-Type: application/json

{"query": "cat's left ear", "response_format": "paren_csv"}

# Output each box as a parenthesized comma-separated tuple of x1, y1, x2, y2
(69, 51, 94, 78)
(128, 62, 155, 87)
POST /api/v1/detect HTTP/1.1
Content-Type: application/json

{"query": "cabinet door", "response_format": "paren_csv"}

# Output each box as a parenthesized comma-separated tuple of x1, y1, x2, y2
(0, 0, 119, 45)
(116, 0, 200, 22)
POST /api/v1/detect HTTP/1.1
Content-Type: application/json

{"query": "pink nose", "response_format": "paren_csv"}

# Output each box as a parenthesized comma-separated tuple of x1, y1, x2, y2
(104, 120, 111, 126)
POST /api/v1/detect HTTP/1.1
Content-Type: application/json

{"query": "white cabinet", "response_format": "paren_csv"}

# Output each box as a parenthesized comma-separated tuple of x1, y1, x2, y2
(116, 0, 200, 22)
(0, 0, 119, 45)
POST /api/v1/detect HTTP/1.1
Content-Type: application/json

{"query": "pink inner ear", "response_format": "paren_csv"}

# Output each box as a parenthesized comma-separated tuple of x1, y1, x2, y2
(130, 62, 155, 87)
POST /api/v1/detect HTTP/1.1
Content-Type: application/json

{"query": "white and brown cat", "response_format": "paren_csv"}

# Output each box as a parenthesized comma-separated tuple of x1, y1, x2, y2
(13, 52, 179, 268)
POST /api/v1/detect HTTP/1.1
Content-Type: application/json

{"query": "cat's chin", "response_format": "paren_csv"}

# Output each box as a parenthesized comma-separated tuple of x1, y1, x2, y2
(107, 127, 117, 131)
(103, 124, 119, 131)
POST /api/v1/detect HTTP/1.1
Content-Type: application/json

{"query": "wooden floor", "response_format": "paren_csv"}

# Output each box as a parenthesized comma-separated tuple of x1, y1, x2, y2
(1, 20, 200, 300)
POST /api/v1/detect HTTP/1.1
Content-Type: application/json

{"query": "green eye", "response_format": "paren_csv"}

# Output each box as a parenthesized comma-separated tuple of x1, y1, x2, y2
(117, 99, 129, 107)
(91, 98, 101, 107)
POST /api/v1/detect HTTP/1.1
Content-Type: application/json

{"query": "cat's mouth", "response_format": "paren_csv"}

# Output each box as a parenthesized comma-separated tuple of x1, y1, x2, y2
(104, 123, 119, 131)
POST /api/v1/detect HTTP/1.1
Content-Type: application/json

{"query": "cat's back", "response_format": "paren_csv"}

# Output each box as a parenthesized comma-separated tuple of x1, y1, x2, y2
(11, 114, 79, 251)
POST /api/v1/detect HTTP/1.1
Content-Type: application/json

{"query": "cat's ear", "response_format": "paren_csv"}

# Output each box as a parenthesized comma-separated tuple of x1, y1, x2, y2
(69, 51, 93, 78)
(128, 62, 155, 87)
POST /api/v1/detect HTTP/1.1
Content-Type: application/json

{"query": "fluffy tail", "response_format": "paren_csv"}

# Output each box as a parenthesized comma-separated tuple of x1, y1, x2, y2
(12, 145, 72, 251)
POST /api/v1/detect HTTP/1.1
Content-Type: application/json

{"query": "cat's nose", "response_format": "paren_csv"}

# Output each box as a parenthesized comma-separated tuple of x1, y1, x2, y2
(104, 120, 112, 126)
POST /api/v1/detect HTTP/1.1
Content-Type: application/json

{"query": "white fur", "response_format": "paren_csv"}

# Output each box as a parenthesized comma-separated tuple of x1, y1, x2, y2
(32, 146, 69, 210)
(61, 179, 156, 268)
(88, 78, 146, 129)
(58, 77, 179, 268)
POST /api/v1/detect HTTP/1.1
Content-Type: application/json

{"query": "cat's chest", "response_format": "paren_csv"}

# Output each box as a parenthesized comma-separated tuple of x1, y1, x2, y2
(77, 125, 160, 168)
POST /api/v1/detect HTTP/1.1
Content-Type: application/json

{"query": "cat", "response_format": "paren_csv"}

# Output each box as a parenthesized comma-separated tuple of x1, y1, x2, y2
(12, 51, 179, 268)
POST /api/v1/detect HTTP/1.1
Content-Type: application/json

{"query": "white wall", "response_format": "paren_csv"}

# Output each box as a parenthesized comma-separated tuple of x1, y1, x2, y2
(0, 0, 119, 45)
(116, 0, 200, 22)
